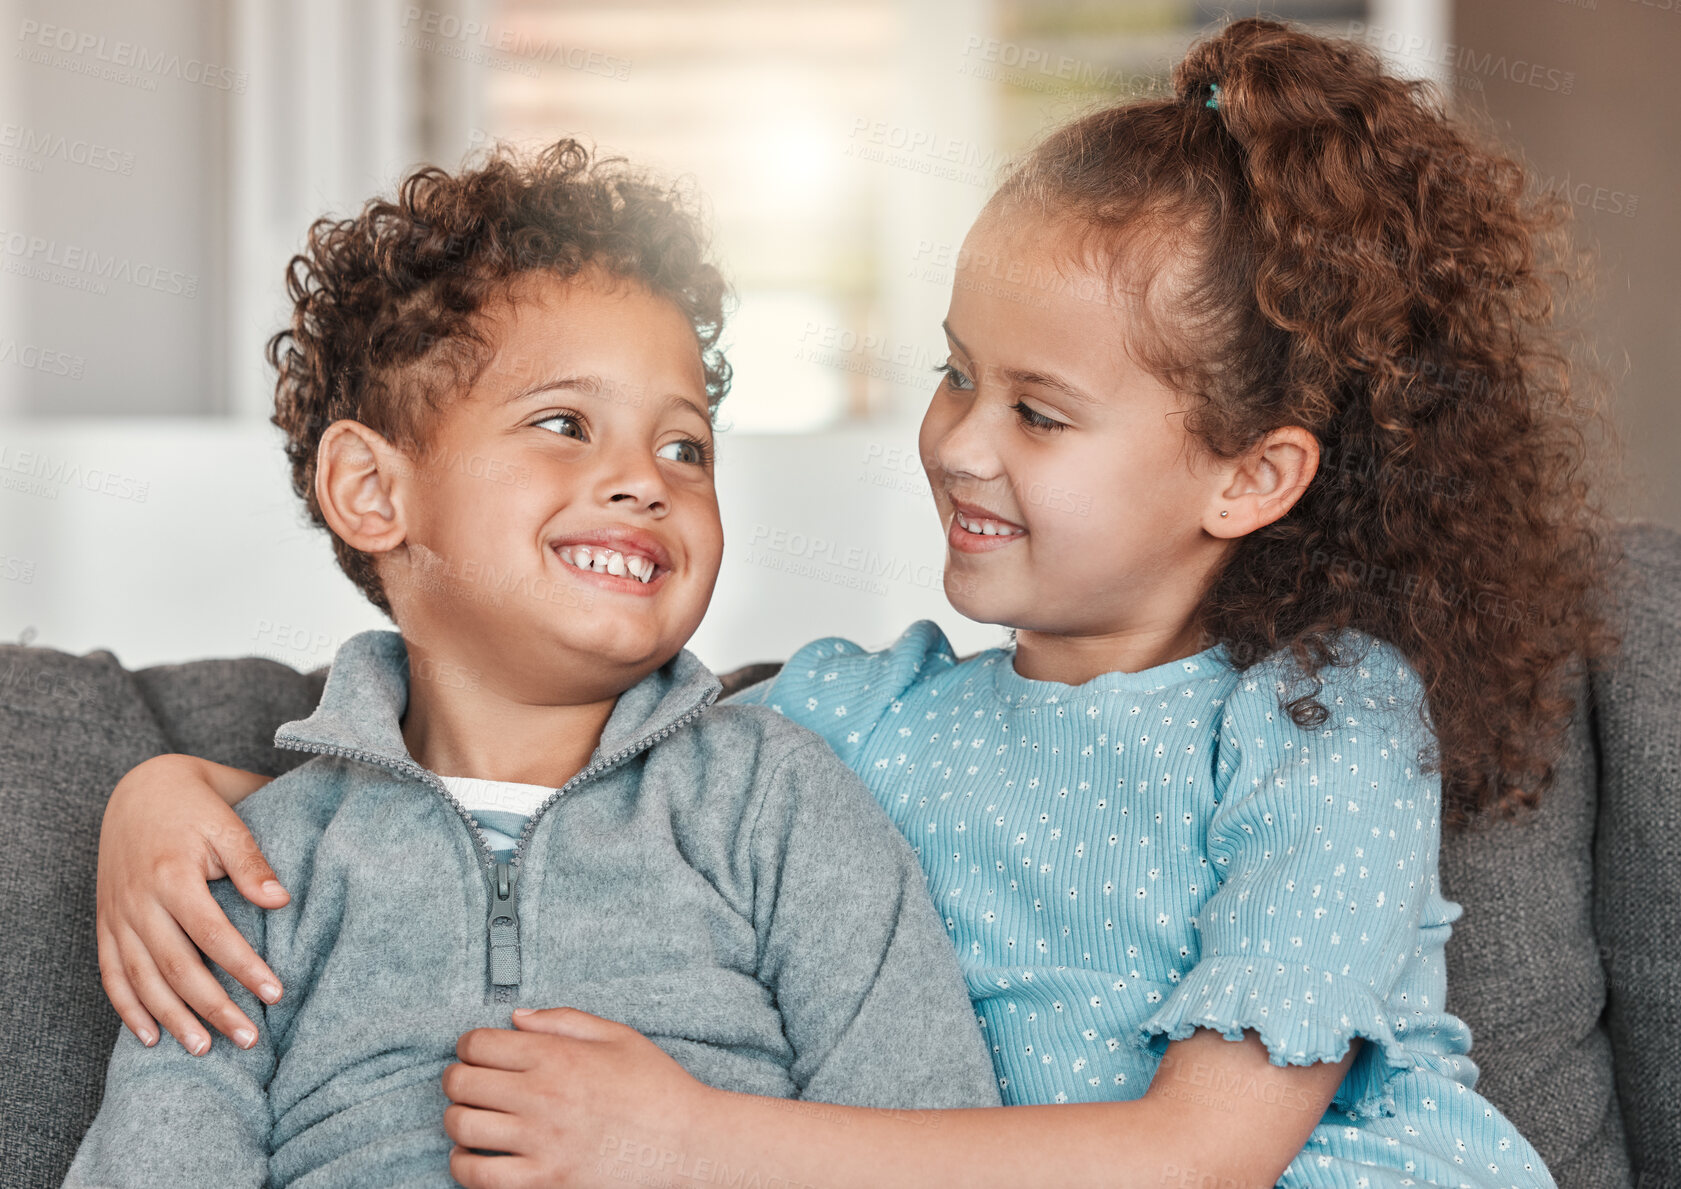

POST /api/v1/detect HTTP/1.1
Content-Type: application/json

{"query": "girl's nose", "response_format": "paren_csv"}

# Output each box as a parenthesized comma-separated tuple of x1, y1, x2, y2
(931, 401, 1003, 484)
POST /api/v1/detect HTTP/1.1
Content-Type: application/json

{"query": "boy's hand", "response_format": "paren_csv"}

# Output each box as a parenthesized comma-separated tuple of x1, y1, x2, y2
(445, 1008, 713, 1189)
(96, 754, 287, 1054)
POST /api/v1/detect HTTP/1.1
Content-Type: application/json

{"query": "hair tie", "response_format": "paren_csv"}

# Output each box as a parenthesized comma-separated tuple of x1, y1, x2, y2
(1205, 82, 1221, 110)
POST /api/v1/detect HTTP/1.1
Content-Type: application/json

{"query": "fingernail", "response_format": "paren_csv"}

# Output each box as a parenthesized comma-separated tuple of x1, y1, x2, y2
(187, 1033, 208, 1055)
(137, 1028, 156, 1047)
(512, 1007, 534, 1016)
(258, 982, 282, 1004)
(235, 1028, 257, 1049)
(261, 881, 286, 898)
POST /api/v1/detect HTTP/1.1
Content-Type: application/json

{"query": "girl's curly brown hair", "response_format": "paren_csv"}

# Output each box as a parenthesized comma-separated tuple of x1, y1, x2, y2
(995, 18, 1623, 824)
(267, 138, 731, 616)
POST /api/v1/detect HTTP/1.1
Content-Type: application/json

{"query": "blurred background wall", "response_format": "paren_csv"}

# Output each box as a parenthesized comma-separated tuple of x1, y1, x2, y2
(1454, 0, 1680, 531)
(0, 0, 1671, 672)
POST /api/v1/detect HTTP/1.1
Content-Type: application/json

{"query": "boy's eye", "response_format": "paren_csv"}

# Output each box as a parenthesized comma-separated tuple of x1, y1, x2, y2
(534, 413, 586, 440)
(934, 362, 974, 392)
(1012, 400, 1068, 432)
(657, 439, 710, 466)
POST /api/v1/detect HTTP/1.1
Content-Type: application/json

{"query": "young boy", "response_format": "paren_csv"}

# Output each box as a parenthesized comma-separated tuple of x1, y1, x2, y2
(64, 141, 999, 1188)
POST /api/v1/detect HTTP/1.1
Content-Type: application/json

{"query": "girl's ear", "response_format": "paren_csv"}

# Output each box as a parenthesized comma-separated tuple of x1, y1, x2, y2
(1204, 426, 1320, 538)
(315, 420, 410, 555)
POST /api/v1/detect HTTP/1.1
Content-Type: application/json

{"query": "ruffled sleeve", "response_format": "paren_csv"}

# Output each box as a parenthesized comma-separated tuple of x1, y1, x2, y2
(724, 620, 958, 772)
(1137, 632, 1443, 1118)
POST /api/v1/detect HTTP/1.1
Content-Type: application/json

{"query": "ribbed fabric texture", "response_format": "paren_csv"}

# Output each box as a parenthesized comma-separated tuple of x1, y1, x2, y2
(747, 620, 1555, 1188)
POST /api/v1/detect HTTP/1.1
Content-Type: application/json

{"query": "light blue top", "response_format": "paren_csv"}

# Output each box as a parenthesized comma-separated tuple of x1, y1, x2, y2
(737, 620, 1553, 1188)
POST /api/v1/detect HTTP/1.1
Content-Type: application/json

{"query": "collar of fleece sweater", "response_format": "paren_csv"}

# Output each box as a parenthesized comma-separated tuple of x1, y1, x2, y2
(273, 630, 723, 770)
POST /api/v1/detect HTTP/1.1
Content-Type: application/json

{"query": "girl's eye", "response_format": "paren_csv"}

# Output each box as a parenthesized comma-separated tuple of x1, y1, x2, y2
(657, 439, 712, 466)
(934, 362, 975, 392)
(533, 413, 586, 440)
(1012, 400, 1068, 432)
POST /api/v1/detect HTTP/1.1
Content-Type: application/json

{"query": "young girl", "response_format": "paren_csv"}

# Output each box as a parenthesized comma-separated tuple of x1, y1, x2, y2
(94, 18, 1614, 1187)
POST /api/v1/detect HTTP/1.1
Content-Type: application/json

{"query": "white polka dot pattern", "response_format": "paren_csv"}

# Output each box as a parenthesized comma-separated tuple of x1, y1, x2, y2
(741, 620, 1554, 1188)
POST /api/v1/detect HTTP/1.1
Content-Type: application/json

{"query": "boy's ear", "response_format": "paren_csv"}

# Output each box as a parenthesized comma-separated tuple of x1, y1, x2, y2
(315, 420, 411, 556)
(1204, 425, 1320, 538)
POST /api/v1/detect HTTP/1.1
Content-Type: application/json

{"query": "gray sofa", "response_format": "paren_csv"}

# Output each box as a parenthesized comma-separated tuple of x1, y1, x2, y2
(2, 524, 1677, 1189)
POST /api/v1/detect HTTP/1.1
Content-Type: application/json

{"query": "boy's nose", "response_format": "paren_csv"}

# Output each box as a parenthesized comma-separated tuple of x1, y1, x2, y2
(608, 488, 666, 514)
(597, 450, 669, 515)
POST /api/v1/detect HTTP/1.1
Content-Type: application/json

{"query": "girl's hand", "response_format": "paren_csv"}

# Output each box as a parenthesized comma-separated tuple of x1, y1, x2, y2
(445, 1008, 713, 1189)
(444, 1014, 1357, 1189)
(95, 754, 284, 1054)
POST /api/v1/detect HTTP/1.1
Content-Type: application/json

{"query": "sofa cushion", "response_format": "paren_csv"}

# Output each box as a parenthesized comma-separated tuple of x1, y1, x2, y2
(0, 647, 324, 1188)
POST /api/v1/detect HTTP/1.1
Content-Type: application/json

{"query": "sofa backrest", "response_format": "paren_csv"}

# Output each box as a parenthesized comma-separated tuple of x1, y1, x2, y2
(0, 650, 323, 1188)
(1438, 670, 1631, 1185)
(1588, 523, 1681, 1184)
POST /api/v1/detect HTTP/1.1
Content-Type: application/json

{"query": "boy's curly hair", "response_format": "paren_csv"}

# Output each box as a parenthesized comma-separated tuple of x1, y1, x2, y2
(995, 18, 1623, 824)
(267, 138, 731, 616)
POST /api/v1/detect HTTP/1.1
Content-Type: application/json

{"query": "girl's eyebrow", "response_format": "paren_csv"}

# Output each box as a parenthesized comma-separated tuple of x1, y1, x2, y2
(941, 320, 975, 362)
(1011, 369, 1098, 407)
(942, 320, 1098, 407)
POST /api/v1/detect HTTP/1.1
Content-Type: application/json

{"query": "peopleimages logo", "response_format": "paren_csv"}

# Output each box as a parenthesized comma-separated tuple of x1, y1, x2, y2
(0, 337, 85, 380)
(1346, 21, 1576, 93)
(0, 226, 198, 298)
(398, 8, 632, 80)
(0, 444, 149, 502)
(15, 20, 248, 93)
(0, 123, 135, 175)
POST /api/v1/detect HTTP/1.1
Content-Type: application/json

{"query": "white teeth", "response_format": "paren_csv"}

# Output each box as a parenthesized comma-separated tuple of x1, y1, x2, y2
(956, 514, 1021, 537)
(559, 545, 657, 584)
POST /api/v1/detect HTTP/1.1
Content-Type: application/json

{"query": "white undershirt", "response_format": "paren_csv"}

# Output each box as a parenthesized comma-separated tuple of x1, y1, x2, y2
(437, 775, 557, 864)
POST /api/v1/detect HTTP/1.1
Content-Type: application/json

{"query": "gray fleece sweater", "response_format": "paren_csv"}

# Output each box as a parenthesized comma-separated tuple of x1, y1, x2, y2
(66, 631, 1000, 1188)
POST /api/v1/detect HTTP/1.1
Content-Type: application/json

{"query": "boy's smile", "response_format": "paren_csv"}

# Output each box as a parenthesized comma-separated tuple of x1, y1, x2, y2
(551, 528, 671, 590)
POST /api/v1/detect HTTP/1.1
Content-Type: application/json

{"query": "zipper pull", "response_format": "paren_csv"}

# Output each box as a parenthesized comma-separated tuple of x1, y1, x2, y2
(487, 861, 521, 988)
